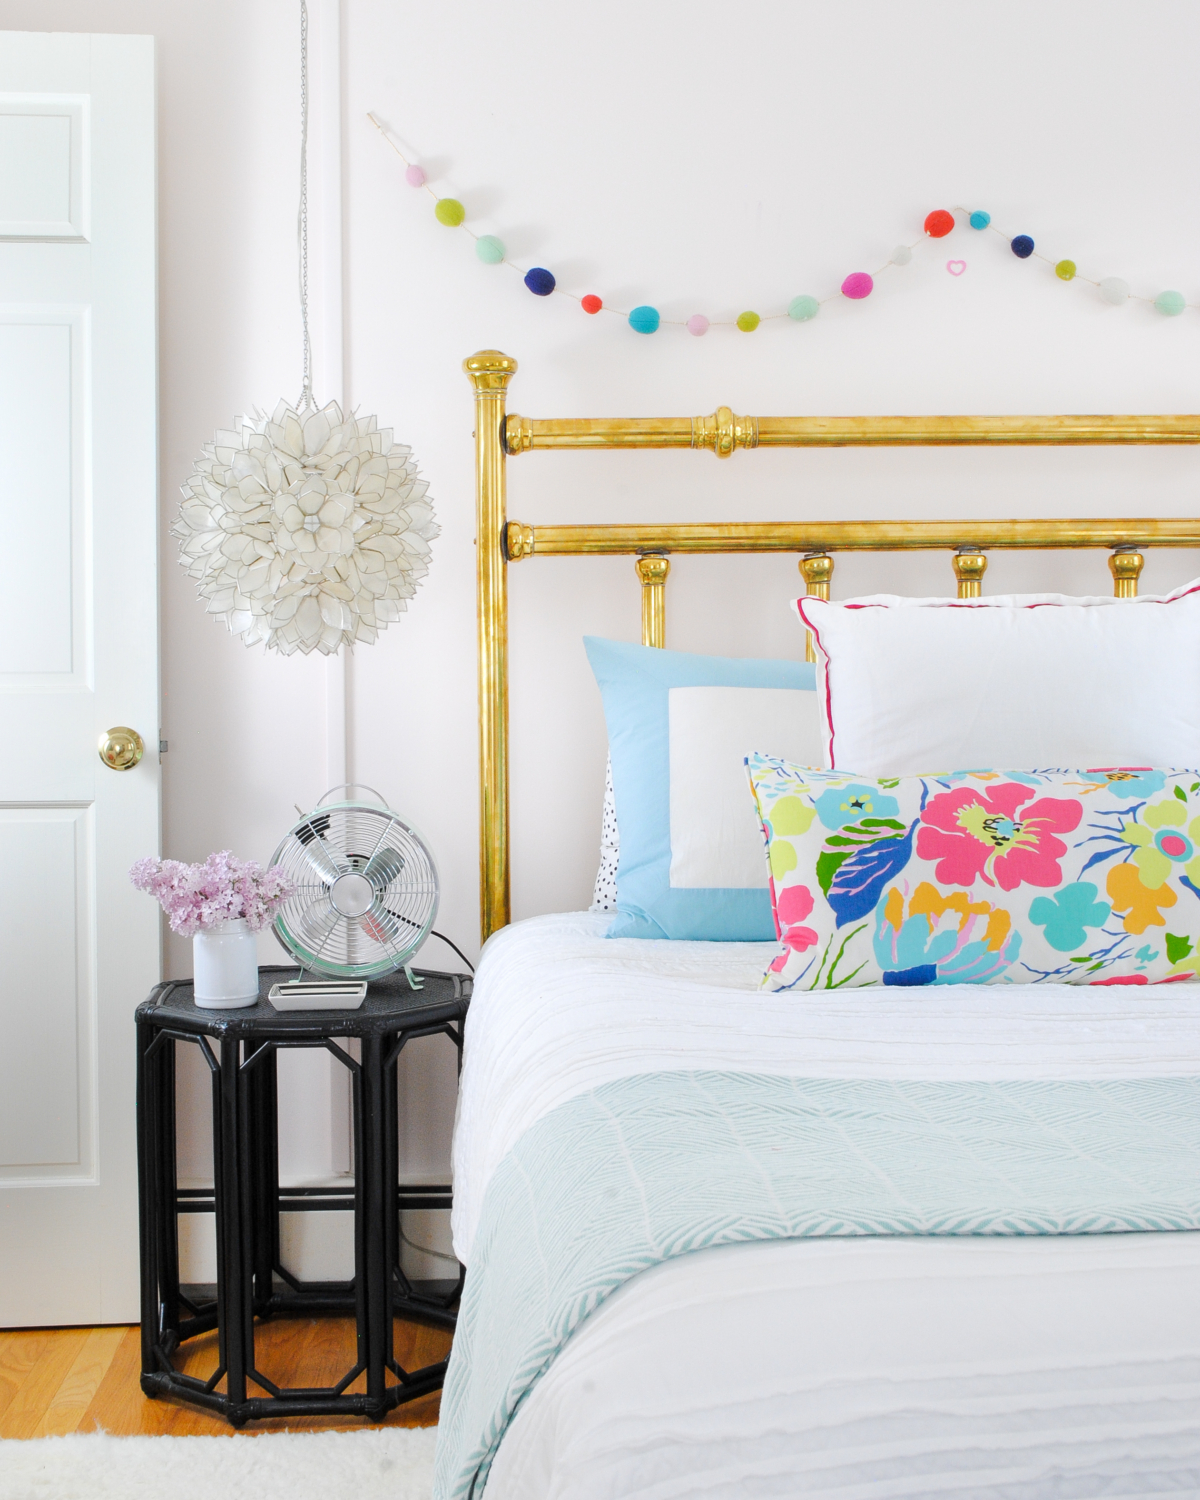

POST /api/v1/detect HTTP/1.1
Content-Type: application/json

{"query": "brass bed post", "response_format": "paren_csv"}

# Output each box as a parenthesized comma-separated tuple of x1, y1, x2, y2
(465, 350, 518, 944)
(799, 553, 833, 663)
(636, 554, 670, 647)
(953, 548, 988, 599)
(1110, 547, 1145, 597)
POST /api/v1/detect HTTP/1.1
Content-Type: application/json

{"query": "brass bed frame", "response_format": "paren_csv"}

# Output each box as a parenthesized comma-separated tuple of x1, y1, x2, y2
(465, 348, 1200, 944)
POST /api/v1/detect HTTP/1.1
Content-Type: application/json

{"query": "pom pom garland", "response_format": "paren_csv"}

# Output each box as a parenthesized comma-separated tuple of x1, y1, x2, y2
(369, 122, 1198, 334)
(1155, 289, 1186, 316)
(524, 267, 556, 296)
(787, 295, 820, 321)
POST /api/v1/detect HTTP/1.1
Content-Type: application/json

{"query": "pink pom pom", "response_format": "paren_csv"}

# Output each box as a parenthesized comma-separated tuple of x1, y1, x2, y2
(686, 314, 709, 337)
(841, 272, 873, 300)
(405, 164, 426, 188)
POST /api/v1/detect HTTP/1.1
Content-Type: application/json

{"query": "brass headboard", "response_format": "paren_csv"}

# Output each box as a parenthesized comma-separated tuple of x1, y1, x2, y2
(465, 348, 1200, 944)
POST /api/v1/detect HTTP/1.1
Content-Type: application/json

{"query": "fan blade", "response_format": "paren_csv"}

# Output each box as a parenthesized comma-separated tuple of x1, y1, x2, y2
(359, 900, 402, 950)
(295, 896, 341, 958)
(293, 812, 347, 885)
(362, 845, 405, 892)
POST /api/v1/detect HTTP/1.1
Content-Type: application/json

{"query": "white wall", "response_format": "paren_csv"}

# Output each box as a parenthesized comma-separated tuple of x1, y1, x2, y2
(7, 0, 1200, 1262)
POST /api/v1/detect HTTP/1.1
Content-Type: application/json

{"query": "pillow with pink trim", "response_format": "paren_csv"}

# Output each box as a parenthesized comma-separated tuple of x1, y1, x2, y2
(793, 580, 1200, 778)
(746, 752, 1200, 991)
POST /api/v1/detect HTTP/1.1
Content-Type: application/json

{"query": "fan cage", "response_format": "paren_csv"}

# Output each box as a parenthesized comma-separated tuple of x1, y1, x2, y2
(270, 800, 440, 979)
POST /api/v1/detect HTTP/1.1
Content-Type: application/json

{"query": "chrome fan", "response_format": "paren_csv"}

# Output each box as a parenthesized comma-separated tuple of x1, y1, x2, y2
(270, 786, 439, 980)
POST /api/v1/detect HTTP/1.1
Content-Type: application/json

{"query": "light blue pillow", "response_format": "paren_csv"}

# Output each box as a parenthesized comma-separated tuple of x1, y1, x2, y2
(584, 637, 820, 940)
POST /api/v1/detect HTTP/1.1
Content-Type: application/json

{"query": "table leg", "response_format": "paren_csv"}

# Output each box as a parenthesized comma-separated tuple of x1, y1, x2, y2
(216, 1035, 250, 1419)
(360, 1032, 389, 1417)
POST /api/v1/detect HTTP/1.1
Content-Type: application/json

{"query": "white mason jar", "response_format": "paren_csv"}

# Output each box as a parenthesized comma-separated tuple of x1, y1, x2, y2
(193, 918, 260, 1008)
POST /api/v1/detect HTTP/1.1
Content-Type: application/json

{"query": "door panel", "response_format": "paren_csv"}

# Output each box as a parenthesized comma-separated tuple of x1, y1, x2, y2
(0, 33, 158, 1326)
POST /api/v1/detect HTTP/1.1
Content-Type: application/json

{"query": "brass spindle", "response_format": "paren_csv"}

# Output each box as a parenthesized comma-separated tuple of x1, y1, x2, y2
(1109, 547, 1144, 598)
(799, 553, 834, 663)
(636, 554, 670, 647)
(953, 548, 987, 598)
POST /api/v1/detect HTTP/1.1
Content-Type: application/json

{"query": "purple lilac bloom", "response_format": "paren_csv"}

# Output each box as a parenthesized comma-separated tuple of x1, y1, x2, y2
(129, 851, 294, 936)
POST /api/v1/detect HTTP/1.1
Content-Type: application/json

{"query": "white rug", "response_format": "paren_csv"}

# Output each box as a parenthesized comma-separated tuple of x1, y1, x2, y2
(0, 1427, 437, 1500)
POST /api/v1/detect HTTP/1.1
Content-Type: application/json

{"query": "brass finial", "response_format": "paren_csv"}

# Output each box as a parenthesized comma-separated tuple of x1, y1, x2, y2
(463, 349, 518, 391)
(1109, 547, 1144, 598)
(636, 553, 670, 648)
(953, 548, 987, 599)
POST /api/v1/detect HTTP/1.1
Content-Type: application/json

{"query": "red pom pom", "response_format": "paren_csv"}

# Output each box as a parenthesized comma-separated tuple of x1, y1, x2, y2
(924, 210, 955, 239)
(581, 294, 603, 314)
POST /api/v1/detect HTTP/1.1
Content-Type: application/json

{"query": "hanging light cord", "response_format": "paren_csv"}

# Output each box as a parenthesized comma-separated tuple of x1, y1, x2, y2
(297, 0, 313, 409)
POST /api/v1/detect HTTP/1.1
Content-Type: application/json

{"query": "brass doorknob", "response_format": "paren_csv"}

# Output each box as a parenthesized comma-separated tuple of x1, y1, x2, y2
(99, 726, 145, 771)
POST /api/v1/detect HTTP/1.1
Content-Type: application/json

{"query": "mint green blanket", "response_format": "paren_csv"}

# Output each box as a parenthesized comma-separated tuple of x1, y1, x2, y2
(434, 1072, 1200, 1498)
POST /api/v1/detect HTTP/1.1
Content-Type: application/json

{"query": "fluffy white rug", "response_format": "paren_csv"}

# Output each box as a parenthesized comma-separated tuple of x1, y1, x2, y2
(0, 1427, 437, 1500)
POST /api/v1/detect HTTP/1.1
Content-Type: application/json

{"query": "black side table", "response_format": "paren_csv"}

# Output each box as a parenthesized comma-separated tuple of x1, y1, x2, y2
(136, 963, 470, 1425)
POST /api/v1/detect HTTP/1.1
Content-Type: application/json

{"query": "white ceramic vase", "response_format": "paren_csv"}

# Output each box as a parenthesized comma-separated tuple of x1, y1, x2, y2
(193, 918, 260, 1008)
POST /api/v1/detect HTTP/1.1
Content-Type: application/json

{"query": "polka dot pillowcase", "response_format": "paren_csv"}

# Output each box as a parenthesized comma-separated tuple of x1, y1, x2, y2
(745, 753, 1200, 991)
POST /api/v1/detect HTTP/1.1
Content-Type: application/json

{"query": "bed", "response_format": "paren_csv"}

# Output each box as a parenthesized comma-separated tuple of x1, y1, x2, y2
(436, 354, 1200, 1498)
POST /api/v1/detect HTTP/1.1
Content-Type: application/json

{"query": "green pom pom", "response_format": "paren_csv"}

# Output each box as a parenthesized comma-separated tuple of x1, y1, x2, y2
(788, 295, 820, 322)
(1155, 289, 1186, 316)
(435, 198, 465, 227)
(475, 235, 504, 264)
(1055, 259, 1076, 281)
(736, 310, 761, 332)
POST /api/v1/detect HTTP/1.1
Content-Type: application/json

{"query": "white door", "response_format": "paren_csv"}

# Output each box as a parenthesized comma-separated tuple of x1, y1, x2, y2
(0, 32, 159, 1325)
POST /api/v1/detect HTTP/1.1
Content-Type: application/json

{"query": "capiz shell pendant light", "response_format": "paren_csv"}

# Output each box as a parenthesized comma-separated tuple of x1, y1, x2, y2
(173, 1, 438, 656)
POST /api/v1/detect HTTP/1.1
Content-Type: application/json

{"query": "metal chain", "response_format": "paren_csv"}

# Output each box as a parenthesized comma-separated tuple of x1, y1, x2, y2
(298, 0, 313, 409)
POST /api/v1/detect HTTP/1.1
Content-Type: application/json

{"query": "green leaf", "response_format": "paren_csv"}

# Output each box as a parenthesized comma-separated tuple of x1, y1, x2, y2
(1087, 961, 1104, 972)
(1166, 932, 1194, 965)
(1191, 782, 1199, 793)
(1069, 955, 1092, 963)
(1176, 785, 1189, 803)
(816, 848, 850, 898)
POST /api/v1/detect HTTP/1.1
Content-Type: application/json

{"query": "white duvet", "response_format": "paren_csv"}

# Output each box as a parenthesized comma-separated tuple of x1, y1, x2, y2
(454, 912, 1200, 1497)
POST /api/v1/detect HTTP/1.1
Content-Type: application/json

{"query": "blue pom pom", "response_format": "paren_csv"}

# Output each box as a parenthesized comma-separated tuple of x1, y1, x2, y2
(969, 210, 991, 230)
(1011, 235, 1035, 259)
(524, 267, 556, 296)
(628, 305, 660, 334)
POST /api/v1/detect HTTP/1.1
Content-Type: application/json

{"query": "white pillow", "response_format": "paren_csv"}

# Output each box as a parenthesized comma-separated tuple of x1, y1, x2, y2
(796, 580, 1200, 777)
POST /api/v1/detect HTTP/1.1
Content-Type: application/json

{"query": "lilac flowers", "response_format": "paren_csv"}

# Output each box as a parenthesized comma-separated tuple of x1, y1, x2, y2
(130, 850, 294, 936)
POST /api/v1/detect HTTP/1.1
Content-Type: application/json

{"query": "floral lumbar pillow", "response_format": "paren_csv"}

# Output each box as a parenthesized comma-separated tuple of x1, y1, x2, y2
(746, 754, 1200, 991)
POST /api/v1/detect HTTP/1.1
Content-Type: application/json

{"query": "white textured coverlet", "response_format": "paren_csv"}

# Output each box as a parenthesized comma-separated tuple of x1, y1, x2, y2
(454, 913, 1200, 1499)
(453, 911, 1200, 1263)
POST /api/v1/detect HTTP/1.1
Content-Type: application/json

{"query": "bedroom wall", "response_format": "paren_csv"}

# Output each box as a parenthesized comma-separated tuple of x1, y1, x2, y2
(8, 0, 1200, 1271)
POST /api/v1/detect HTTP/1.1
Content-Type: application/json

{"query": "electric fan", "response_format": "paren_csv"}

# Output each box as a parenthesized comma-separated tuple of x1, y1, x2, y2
(269, 786, 439, 1004)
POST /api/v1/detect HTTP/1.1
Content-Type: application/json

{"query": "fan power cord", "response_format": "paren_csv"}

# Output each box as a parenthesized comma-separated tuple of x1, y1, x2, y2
(430, 930, 475, 974)
(399, 1226, 460, 1266)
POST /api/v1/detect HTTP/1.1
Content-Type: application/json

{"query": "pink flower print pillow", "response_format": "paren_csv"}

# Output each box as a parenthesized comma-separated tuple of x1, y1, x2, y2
(746, 754, 1200, 992)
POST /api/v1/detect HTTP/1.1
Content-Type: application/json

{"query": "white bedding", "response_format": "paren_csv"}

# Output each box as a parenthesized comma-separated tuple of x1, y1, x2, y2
(454, 910, 1200, 1263)
(455, 912, 1200, 1498)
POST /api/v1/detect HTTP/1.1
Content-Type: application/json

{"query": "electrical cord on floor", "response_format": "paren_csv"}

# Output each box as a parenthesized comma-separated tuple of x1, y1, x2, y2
(400, 1226, 460, 1265)
(429, 930, 475, 974)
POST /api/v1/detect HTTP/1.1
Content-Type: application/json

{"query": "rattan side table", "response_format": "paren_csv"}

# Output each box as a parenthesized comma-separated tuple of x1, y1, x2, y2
(136, 964, 470, 1425)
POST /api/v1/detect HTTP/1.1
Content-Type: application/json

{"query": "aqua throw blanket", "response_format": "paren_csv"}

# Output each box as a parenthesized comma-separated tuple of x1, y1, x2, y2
(434, 1072, 1200, 1498)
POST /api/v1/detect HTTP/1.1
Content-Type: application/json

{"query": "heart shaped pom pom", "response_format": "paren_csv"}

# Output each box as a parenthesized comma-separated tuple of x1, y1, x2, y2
(924, 210, 955, 238)
(686, 313, 709, 336)
(841, 272, 873, 300)
(1011, 235, 1035, 259)
(581, 294, 603, 314)
(628, 305, 660, 334)
(405, 164, 426, 188)
(434, 198, 465, 226)
(969, 210, 991, 229)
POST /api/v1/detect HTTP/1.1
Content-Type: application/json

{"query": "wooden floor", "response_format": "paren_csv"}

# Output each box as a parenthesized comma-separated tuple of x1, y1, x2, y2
(0, 1317, 450, 1438)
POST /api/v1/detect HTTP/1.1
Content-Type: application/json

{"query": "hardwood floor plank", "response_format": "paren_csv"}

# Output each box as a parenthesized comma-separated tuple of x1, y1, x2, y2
(0, 1329, 89, 1439)
(4, 1317, 448, 1437)
(35, 1328, 127, 1436)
